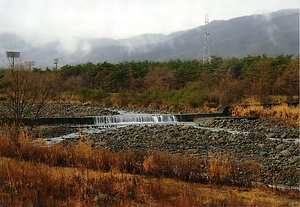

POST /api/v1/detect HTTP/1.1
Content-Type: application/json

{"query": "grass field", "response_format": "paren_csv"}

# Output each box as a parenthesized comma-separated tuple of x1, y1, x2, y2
(0, 128, 299, 206)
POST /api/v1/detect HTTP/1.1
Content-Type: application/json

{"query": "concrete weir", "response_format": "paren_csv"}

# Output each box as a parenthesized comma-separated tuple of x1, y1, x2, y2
(19, 106, 230, 126)
(175, 106, 230, 122)
(22, 117, 95, 126)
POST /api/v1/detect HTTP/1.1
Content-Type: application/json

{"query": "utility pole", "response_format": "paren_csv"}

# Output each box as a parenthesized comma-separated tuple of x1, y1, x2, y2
(203, 14, 211, 64)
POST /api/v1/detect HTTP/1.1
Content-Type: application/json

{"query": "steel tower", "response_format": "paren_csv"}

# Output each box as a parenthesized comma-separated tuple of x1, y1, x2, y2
(203, 14, 211, 63)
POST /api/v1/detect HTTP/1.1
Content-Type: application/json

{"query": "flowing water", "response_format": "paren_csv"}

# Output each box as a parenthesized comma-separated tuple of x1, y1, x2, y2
(46, 113, 249, 145)
(46, 113, 182, 145)
(93, 114, 178, 125)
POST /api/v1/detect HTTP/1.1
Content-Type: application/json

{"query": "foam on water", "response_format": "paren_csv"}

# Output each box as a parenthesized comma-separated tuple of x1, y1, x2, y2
(93, 114, 178, 125)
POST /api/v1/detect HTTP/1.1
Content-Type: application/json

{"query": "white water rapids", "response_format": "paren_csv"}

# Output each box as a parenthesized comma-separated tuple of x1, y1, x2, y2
(93, 114, 178, 124)
(46, 113, 246, 145)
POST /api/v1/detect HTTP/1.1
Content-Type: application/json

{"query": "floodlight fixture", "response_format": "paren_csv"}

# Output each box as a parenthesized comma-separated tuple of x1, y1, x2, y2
(53, 58, 58, 69)
(25, 61, 35, 70)
(6, 51, 20, 58)
(6, 51, 20, 69)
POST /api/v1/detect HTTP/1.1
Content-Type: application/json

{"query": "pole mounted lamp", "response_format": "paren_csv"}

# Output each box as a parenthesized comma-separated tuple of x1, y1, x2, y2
(25, 61, 35, 70)
(54, 58, 58, 70)
(6, 51, 20, 69)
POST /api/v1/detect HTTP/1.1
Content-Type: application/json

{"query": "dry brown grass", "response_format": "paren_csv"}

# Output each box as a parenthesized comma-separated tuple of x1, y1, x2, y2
(0, 156, 299, 207)
(0, 127, 262, 186)
(0, 126, 299, 206)
(232, 103, 300, 126)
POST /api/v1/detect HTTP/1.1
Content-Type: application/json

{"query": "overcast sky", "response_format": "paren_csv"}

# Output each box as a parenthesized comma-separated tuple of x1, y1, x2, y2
(0, 0, 298, 46)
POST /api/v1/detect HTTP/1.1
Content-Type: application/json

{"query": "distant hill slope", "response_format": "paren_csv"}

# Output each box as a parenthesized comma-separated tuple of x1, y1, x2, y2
(0, 9, 298, 68)
(72, 9, 300, 63)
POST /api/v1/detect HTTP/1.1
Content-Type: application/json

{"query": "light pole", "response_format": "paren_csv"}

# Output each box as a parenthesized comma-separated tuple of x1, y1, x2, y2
(54, 58, 58, 70)
(6, 51, 20, 69)
(25, 61, 35, 70)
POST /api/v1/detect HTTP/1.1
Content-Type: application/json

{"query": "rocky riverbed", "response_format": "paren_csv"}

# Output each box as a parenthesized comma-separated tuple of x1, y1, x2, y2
(25, 103, 300, 188)
(0, 102, 170, 119)
(59, 119, 298, 188)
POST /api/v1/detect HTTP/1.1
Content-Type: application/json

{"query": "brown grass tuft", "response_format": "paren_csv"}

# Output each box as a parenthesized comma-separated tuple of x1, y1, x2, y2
(0, 126, 298, 206)
(232, 103, 299, 126)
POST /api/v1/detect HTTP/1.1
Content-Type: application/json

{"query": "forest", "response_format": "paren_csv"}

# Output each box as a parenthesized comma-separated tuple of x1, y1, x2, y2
(0, 55, 299, 112)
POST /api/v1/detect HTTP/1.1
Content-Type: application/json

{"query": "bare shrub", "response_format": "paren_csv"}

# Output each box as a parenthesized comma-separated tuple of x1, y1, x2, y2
(0, 66, 58, 126)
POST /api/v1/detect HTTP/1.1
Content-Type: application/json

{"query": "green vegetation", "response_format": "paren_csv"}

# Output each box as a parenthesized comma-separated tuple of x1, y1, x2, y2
(0, 55, 298, 124)
(56, 55, 299, 110)
(0, 55, 298, 112)
(75, 87, 108, 102)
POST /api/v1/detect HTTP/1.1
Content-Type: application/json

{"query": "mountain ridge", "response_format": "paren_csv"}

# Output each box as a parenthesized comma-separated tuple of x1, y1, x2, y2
(0, 9, 298, 68)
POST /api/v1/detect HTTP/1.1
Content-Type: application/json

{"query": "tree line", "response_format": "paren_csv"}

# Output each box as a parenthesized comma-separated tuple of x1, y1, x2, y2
(0, 55, 298, 118)
(57, 55, 298, 105)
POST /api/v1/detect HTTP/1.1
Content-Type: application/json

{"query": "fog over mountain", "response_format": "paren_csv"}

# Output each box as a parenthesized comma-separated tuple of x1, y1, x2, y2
(0, 9, 298, 68)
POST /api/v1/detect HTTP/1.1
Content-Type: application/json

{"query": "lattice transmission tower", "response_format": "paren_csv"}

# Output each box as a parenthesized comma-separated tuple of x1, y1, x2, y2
(203, 14, 211, 63)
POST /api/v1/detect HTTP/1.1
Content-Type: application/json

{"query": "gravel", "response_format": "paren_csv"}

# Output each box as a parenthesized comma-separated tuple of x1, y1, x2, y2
(19, 103, 300, 188)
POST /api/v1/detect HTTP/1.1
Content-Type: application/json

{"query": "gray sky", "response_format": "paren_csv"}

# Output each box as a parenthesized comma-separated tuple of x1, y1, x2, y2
(0, 0, 298, 47)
